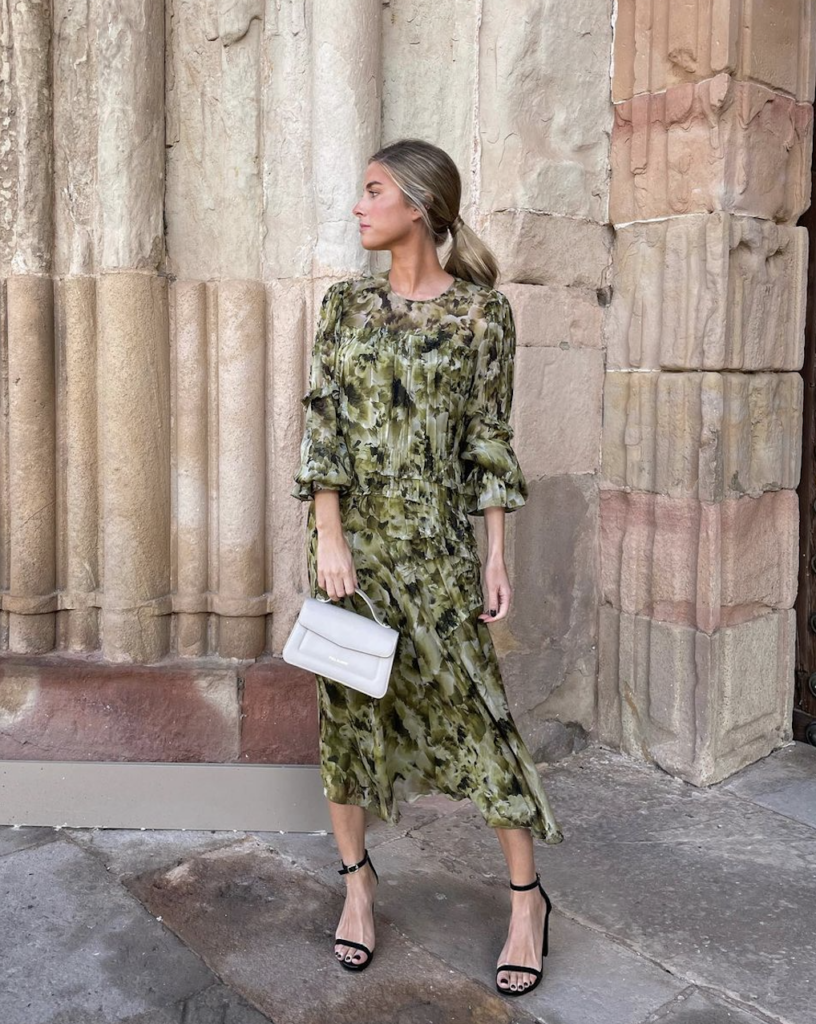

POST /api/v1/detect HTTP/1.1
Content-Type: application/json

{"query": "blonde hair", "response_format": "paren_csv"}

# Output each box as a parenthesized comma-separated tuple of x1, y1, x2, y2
(368, 138, 500, 288)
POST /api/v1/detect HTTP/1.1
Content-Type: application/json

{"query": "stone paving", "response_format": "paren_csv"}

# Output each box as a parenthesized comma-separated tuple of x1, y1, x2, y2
(1, 741, 814, 1024)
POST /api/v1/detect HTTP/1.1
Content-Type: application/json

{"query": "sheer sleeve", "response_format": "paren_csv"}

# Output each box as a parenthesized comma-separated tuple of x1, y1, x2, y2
(290, 280, 354, 502)
(459, 290, 529, 516)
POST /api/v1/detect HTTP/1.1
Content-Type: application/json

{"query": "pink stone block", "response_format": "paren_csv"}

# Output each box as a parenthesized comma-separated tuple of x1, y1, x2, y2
(0, 657, 240, 761)
(600, 489, 798, 632)
(610, 76, 812, 224)
(240, 660, 319, 764)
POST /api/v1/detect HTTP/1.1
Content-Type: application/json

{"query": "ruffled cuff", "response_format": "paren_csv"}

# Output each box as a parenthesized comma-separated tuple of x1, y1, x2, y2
(291, 382, 354, 502)
(459, 414, 529, 516)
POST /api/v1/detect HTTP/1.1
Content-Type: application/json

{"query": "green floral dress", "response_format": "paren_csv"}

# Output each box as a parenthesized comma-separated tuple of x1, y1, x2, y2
(291, 270, 563, 845)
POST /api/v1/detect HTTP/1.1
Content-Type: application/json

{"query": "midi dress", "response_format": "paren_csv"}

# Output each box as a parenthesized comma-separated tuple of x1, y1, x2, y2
(291, 270, 564, 845)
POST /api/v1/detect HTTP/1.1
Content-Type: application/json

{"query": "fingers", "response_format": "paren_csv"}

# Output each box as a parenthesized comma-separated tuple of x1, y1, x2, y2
(478, 580, 512, 623)
(316, 566, 357, 602)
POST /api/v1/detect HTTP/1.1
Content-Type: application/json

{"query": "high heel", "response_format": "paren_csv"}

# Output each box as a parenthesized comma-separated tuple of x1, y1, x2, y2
(334, 847, 379, 971)
(495, 871, 552, 996)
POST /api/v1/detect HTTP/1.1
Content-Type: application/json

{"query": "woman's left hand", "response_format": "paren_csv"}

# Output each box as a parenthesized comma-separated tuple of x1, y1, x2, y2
(478, 556, 513, 623)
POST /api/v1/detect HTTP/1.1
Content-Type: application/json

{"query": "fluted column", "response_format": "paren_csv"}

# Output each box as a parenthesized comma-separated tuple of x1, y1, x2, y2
(2, 0, 55, 654)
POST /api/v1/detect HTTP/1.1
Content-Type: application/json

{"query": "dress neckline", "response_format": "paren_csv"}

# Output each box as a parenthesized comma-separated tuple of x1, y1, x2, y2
(381, 271, 457, 304)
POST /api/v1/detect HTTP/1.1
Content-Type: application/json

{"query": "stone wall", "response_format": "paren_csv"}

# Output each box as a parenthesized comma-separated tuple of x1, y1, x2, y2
(0, 1, 615, 764)
(599, 0, 816, 784)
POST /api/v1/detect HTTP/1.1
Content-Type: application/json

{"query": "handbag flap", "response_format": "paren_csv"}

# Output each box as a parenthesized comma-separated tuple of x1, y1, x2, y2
(298, 596, 399, 658)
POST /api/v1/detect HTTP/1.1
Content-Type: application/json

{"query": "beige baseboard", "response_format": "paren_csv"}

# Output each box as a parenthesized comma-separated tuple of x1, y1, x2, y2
(0, 761, 333, 831)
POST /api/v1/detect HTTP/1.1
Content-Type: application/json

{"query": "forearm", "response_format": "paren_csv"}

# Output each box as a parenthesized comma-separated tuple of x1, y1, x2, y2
(483, 506, 506, 563)
(313, 488, 344, 538)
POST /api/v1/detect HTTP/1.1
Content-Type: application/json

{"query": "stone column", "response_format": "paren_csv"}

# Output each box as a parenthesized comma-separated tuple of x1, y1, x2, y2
(599, 1, 816, 784)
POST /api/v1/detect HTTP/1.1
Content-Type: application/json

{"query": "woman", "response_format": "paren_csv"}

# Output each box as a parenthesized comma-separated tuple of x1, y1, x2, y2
(291, 138, 563, 997)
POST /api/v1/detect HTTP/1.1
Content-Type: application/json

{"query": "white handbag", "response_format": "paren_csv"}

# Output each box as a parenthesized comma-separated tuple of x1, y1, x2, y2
(282, 586, 399, 698)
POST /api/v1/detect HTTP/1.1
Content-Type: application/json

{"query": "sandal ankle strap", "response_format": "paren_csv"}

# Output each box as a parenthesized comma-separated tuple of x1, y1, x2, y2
(509, 871, 541, 891)
(338, 848, 371, 875)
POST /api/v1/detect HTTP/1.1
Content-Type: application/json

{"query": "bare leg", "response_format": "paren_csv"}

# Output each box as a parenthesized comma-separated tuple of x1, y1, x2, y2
(328, 800, 378, 966)
(493, 825, 549, 993)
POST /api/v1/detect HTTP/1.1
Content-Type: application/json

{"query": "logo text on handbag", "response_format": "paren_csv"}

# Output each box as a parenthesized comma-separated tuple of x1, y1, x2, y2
(329, 655, 349, 665)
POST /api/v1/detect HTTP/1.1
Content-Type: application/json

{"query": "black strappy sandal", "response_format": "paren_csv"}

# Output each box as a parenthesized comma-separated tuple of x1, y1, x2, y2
(495, 871, 552, 996)
(334, 847, 379, 971)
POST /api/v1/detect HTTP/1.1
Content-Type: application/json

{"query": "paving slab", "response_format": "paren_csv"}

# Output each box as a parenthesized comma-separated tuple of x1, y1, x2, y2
(307, 832, 687, 1024)
(0, 837, 218, 1024)
(715, 741, 816, 829)
(0, 823, 59, 856)
(65, 826, 249, 879)
(125, 834, 541, 1024)
(250, 791, 471, 872)
(641, 987, 776, 1024)
(405, 746, 816, 1024)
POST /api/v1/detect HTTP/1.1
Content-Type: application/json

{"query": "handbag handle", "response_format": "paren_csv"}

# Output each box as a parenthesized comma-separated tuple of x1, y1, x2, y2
(315, 585, 390, 628)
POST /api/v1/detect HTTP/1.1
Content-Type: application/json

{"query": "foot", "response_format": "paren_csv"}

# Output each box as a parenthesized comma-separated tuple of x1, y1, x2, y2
(496, 882, 549, 993)
(335, 859, 378, 967)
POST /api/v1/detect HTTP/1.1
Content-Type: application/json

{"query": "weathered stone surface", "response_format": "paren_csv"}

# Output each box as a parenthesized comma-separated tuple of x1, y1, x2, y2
(602, 371, 803, 500)
(524, 718, 590, 763)
(380, 0, 477, 236)
(240, 659, 319, 764)
(323, 832, 688, 1024)
(509, 475, 600, 736)
(166, 0, 265, 280)
(127, 836, 533, 1024)
(515, 347, 604, 477)
(715, 739, 816, 828)
(479, 0, 611, 221)
(0, 657, 241, 762)
(57, 277, 101, 653)
(0, 0, 52, 275)
(0, 824, 57, 857)
(0, 838, 216, 1021)
(4, 276, 57, 655)
(647, 989, 773, 1024)
(600, 489, 799, 631)
(65, 827, 245, 880)
(484, 210, 613, 289)
(502, 281, 603, 350)
(606, 215, 807, 371)
(98, 272, 171, 662)
(597, 607, 795, 785)
(612, 0, 816, 103)
(610, 76, 813, 225)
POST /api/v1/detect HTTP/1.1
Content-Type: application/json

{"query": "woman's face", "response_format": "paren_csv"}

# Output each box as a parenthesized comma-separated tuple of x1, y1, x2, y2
(352, 161, 422, 250)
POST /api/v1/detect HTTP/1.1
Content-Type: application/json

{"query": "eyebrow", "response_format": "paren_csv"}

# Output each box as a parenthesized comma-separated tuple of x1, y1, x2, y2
(364, 180, 384, 188)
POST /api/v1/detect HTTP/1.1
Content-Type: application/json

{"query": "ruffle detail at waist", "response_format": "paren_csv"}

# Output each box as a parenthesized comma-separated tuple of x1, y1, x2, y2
(338, 476, 480, 563)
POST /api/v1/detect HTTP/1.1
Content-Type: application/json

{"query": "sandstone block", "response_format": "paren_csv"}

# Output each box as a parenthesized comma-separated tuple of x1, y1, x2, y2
(0, 657, 241, 762)
(597, 606, 795, 786)
(240, 659, 319, 764)
(504, 475, 599, 736)
(479, 0, 611, 220)
(515, 347, 604, 478)
(483, 211, 613, 290)
(600, 489, 799, 632)
(610, 76, 813, 225)
(612, 0, 816, 103)
(501, 282, 603, 350)
(606, 214, 807, 371)
(602, 371, 803, 499)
